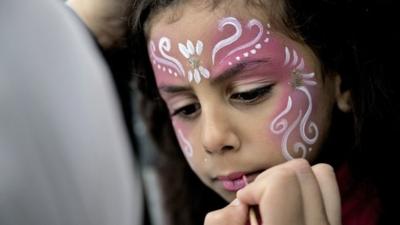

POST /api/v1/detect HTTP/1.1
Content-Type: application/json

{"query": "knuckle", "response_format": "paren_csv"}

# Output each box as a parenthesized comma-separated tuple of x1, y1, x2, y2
(285, 159, 314, 177)
(273, 166, 297, 180)
(313, 163, 334, 173)
(312, 163, 335, 177)
(290, 158, 311, 169)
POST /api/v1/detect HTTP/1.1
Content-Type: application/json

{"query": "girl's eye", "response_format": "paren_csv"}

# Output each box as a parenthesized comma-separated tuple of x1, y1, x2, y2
(171, 103, 201, 119)
(230, 85, 273, 104)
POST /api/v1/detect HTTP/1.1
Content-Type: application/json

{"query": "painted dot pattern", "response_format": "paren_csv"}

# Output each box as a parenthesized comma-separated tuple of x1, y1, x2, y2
(226, 23, 271, 66)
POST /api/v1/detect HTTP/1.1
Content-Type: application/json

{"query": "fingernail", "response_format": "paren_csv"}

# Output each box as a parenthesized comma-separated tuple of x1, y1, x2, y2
(231, 198, 241, 206)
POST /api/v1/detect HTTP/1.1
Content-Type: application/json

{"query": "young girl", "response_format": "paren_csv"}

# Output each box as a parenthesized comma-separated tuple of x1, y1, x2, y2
(70, 0, 398, 224)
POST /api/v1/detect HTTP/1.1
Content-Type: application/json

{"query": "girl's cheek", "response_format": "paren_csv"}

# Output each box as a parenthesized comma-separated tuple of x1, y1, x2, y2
(172, 119, 195, 163)
(266, 46, 321, 161)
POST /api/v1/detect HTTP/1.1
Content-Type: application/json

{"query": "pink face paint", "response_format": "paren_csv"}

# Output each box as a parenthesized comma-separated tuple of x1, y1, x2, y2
(176, 129, 194, 157)
(178, 40, 210, 83)
(149, 37, 211, 85)
(211, 17, 271, 68)
(148, 37, 185, 79)
(171, 119, 194, 159)
(148, 16, 320, 160)
(268, 44, 319, 160)
(209, 17, 319, 160)
(209, 18, 289, 85)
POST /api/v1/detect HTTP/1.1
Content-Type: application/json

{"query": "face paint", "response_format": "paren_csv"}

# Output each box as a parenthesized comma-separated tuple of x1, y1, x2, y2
(149, 17, 272, 84)
(172, 119, 194, 159)
(211, 17, 271, 67)
(269, 46, 319, 160)
(150, 16, 320, 161)
(206, 17, 320, 160)
(178, 40, 210, 83)
(149, 38, 211, 84)
(148, 37, 185, 82)
(146, 3, 344, 201)
(176, 129, 194, 157)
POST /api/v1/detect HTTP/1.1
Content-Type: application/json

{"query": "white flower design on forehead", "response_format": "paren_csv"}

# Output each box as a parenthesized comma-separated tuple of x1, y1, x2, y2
(178, 40, 210, 83)
(149, 17, 270, 84)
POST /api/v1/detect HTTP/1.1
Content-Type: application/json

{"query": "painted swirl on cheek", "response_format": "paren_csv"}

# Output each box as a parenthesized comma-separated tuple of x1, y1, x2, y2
(176, 129, 194, 158)
(269, 46, 319, 160)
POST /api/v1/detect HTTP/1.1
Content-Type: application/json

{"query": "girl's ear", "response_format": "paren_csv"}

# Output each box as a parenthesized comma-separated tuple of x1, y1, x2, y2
(334, 75, 352, 112)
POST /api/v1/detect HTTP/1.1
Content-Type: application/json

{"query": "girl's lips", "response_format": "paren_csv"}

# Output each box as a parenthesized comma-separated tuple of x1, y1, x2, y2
(221, 178, 246, 192)
(217, 172, 246, 181)
(217, 171, 260, 192)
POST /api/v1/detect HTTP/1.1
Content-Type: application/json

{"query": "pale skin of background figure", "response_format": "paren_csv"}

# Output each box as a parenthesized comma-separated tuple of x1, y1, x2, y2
(66, 0, 130, 49)
(69, 0, 352, 225)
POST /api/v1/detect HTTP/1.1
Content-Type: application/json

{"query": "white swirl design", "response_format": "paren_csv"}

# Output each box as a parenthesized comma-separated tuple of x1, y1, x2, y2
(291, 49, 298, 67)
(149, 41, 183, 76)
(298, 86, 319, 145)
(150, 41, 177, 73)
(177, 129, 193, 157)
(159, 37, 185, 76)
(297, 58, 305, 71)
(223, 19, 264, 60)
(269, 46, 319, 160)
(270, 96, 293, 134)
(284, 47, 291, 66)
(149, 38, 185, 77)
(281, 110, 302, 160)
(211, 17, 242, 65)
(293, 142, 308, 158)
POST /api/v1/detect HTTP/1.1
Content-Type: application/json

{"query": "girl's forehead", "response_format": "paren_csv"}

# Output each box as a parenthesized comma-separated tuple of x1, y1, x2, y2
(146, 3, 307, 87)
(148, 2, 272, 39)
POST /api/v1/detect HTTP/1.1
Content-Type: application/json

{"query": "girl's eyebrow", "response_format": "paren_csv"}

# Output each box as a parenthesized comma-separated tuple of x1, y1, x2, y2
(158, 59, 271, 93)
(211, 59, 271, 84)
(158, 85, 192, 94)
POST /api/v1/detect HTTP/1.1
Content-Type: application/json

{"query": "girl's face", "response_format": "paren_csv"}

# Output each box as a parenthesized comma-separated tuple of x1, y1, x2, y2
(147, 3, 336, 201)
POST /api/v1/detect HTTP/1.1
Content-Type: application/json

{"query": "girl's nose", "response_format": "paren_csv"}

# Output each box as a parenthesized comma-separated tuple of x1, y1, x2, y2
(200, 108, 240, 154)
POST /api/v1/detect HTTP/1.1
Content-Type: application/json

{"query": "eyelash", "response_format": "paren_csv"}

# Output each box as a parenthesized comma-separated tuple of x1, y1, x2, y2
(170, 84, 274, 119)
(171, 102, 201, 119)
(230, 84, 273, 104)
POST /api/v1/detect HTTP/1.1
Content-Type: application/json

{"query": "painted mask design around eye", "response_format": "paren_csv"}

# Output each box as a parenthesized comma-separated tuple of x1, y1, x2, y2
(149, 16, 319, 160)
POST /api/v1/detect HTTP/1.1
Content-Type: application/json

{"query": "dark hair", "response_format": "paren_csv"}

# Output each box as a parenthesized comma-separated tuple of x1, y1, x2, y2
(127, 0, 398, 224)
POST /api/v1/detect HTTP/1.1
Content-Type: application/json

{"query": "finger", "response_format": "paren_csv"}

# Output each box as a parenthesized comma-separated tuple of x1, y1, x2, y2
(287, 159, 329, 225)
(237, 165, 305, 225)
(236, 162, 296, 205)
(204, 199, 248, 225)
(312, 164, 341, 225)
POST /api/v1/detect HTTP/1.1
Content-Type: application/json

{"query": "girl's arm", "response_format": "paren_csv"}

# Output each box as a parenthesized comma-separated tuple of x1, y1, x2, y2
(204, 159, 341, 225)
(66, 0, 130, 49)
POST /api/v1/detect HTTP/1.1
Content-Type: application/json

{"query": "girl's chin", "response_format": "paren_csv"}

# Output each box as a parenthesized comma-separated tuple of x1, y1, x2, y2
(218, 191, 236, 202)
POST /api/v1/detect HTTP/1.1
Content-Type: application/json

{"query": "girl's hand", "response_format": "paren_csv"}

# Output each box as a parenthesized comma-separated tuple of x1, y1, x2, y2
(204, 198, 249, 225)
(204, 159, 341, 225)
(66, 0, 130, 49)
